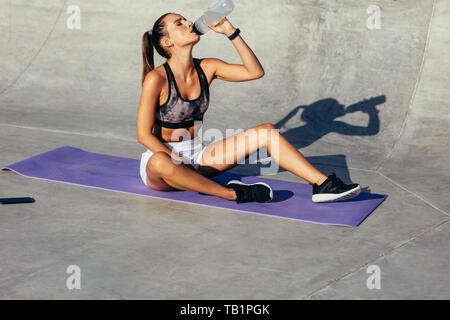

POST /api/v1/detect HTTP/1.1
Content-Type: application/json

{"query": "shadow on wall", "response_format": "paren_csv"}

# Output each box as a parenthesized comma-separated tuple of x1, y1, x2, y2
(276, 95, 385, 149)
(229, 95, 386, 188)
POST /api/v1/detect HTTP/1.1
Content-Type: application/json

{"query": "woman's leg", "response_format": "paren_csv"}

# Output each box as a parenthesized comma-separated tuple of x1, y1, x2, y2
(197, 122, 328, 185)
(148, 151, 237, 200)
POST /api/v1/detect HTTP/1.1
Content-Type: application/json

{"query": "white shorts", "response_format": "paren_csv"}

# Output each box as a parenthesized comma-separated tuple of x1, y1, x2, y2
(139, 135, 207, 187)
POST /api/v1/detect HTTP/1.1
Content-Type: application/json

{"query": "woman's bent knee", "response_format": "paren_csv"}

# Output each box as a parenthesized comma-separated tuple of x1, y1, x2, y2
(260, 122, 276, 130)
(145, 153, 177, 191)
(148, 152, 176, 175)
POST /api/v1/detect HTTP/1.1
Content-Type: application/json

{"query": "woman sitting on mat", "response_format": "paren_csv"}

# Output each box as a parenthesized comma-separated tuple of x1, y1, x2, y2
(137, 12, 361, 203)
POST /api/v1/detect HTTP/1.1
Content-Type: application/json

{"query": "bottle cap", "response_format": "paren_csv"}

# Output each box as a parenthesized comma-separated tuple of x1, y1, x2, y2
(192, 24, 203, 35)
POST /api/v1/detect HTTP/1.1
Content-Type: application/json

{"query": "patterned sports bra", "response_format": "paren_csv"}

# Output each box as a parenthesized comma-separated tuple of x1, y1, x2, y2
(154, 58, 210, 129)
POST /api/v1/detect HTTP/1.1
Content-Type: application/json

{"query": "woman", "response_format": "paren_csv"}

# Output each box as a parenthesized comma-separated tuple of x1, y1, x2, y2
(137, 12, 361, 203)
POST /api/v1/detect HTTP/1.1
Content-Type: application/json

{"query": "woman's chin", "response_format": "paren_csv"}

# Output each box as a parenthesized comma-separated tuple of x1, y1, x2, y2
(192, 36, 201, 44)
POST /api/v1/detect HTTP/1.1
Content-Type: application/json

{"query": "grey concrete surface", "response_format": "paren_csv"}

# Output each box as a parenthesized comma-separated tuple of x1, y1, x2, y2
(0, 0, 449, 299)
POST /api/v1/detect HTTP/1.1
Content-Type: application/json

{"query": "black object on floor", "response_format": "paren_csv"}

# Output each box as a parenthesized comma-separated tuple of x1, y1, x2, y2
(0, 197, 35, 204)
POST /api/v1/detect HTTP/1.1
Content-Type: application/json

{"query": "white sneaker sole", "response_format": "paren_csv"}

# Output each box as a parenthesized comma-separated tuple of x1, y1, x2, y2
(312, 185, 361, 203)
(227, 180, 273, 201)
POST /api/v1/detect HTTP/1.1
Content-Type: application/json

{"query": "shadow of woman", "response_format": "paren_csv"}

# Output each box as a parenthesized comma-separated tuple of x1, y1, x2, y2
(274, 95, 386, 149)
(228, 95, 386, 183)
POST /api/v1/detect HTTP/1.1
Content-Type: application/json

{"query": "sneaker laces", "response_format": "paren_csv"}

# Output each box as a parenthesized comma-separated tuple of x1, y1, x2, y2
(331, 174, 346, 188)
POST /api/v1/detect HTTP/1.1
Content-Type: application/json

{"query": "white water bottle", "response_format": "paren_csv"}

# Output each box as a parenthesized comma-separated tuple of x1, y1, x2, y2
(192, 0, 235, 35)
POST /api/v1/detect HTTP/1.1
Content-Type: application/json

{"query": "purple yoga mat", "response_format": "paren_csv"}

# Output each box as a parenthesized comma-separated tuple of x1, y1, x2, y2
(1, 146, 385, 226)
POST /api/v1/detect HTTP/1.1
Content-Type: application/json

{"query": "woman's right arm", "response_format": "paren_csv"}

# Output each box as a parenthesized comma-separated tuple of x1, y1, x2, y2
(137, 71, 179, 158)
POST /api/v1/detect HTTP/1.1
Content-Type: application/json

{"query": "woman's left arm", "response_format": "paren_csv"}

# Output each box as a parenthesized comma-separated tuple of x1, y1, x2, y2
(206, 18, 264, 82)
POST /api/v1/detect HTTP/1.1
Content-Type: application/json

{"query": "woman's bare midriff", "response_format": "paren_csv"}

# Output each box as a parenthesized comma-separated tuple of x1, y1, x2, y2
(152, 122, 201, 143)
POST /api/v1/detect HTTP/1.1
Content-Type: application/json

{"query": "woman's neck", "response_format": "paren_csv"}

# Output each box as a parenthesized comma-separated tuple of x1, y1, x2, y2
(168, 52, 196, 80)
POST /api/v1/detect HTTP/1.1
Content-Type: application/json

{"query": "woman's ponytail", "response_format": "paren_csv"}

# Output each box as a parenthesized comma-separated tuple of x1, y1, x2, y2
(141, 13, 173, 86)
(141, 31, 154, 86)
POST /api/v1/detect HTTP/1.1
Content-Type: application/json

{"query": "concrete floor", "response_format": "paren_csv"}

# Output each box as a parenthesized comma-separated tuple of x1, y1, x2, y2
(1, 0, 449, 299)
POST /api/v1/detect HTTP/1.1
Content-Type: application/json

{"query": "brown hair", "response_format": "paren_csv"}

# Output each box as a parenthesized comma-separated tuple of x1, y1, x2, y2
(141, 13, 174, 86)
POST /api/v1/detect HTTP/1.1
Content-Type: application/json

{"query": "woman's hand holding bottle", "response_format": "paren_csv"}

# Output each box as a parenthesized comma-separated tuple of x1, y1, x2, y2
(202, 7, 236, 36)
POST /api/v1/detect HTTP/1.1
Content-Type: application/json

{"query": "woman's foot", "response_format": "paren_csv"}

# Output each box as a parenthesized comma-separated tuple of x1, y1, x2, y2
(226, 180, 273, 203)
(312, 172, 361, 203)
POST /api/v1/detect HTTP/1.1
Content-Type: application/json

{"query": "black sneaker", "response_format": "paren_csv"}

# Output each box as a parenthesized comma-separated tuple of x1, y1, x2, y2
(312, 172, 361, 203)
(226, 180, 273, 203)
